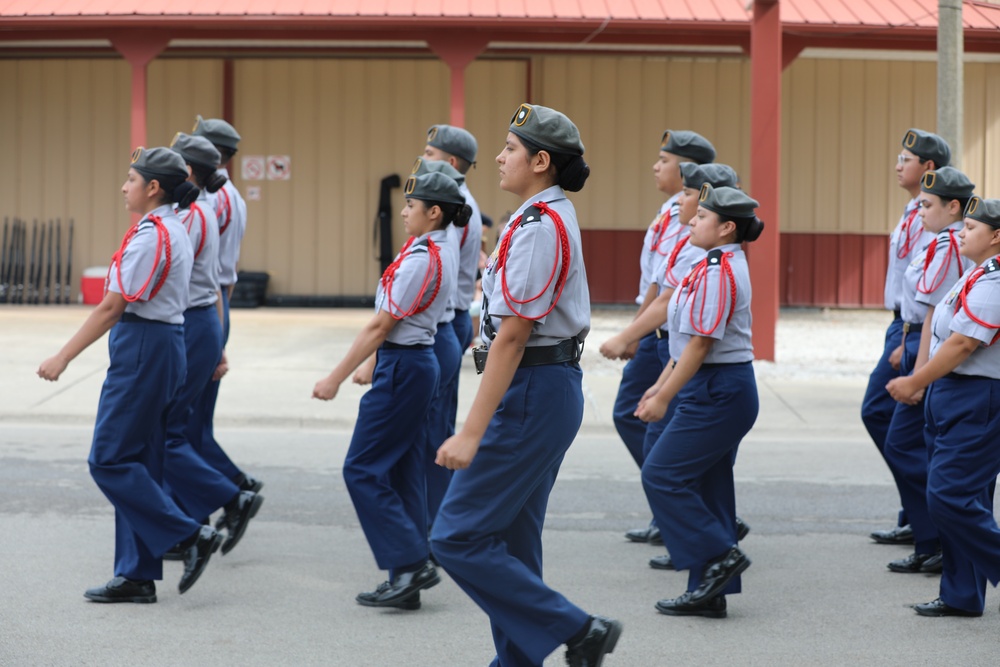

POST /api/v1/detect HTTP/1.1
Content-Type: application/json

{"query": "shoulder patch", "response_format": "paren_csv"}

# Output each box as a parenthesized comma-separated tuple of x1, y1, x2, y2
(938, 229, 955, 242)
(706, 248, 724, 266)
(410, 238, 429, 253)
(521, 205, 544, 226)
(985, 257, 1000, 274)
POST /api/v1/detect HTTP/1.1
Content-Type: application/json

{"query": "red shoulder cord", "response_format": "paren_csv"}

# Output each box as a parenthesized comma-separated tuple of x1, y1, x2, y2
(663, 235, 690, 288)
(105, 215, 172, 302)
(679, 251, 737, 335)
(461, 224, 470, 248)
(216, 188, 232, 235)
(495, 201, 571, 321)
(916, 229, 963, 295)
(955, 257, 1000, 345)
(182, 203, 207, 259)
(896, 207, 922, 260)
(649, 208, 681, 256)
(380, 237, 442, 320)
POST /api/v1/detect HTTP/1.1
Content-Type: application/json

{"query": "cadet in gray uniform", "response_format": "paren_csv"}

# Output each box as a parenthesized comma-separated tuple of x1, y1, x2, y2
(887, 197, 1000, 617)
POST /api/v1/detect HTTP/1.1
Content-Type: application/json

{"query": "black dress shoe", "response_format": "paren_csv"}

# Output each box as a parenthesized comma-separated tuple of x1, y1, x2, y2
(624, 525, 662, 545)
(655, 592, 727, 618)
(736, 517, 750, 541)
(649, 555, 675, 570)
(356, 562, 439, 607)
(913, 598, 982, 617)
(870, 524, 914, 545)
(564, 615, 622, 667)
(688, 546, 751, 605)
(239, 474, 264, 494)
(356, 583, 422, 610)
(888, 551, 939, 573)
(218, 491, 264, 555)
(178, 526, 224, 594)
(919, 553, 943, 574)
(84, 576, 156, 604)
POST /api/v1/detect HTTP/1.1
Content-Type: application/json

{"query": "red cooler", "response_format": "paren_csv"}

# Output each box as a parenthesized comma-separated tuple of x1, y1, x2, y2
(80, 266, 106, 305)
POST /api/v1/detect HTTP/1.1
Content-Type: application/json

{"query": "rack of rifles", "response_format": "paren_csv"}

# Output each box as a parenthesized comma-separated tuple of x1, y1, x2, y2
(0, 217, 74, 305)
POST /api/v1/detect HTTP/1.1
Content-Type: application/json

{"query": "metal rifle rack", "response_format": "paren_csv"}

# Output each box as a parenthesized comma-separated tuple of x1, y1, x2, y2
(0, 217, 75, 305)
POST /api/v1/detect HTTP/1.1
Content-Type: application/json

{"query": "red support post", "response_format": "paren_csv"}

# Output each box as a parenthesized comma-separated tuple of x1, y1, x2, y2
(750, 0, 782, 361)
(426, 34, 489, 127)
(110, 31, 170, 151)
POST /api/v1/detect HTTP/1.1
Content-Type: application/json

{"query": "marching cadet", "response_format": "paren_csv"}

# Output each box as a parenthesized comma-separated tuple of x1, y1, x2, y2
(864, 129, 950, 546)
(608, 130, 715, 545)
(431, 104, 622, 667)
(886, 196, 1000, 618)
(190, 115, 263, 494)
(37, 147, 221, 602)
(636, 184, 765, 619)
(165, 133, 264, 555)
(881, 167, 975, 576)
(313, 171, 465, 610)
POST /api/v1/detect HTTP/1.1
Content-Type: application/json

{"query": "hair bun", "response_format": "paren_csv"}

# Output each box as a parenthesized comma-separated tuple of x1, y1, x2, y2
(559, 156, 590, 192)
(174, 181, 200, 208)
(453, 204, 473, 228)
(744, 217, 765, 243)
(206, 171, 228, 194)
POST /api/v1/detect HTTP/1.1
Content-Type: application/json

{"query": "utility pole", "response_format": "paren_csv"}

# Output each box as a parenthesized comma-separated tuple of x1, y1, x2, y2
(938, 0, 963, 167)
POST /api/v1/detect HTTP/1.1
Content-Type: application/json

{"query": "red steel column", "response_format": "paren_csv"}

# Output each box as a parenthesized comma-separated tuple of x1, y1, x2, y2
(750, 1, 782, 361)
(110, 31, 170, 150)
(427, 35, 489, 127)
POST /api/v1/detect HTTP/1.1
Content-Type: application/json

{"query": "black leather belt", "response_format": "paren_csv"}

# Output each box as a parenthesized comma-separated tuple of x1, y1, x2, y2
(120, 313, 169, 324)
(382, 341, 432, 350)
(472, 338, 582, 374)
(701, 361, 753, 369)
(654, 328, 669, 339)
(903, 322, 922, 334)
(187, 303, 215, 311)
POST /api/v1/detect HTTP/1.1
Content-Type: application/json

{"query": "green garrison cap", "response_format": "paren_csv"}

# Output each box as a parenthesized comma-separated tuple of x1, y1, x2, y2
(130, 146, 188, 183)
(902, 128, 950, 168)
(170, 132, 221, 169)
(681, 163, 738, 191)
(192, 115, 241, 151)
(509, 103, 585, 156)
(411, 156, 465, 186)
(698, 184, 759, 219)
(965, 197, 1000, 229)
(426, 125, 478, 164)
(660, 130, 716, 164)
(920, 166, 975, 200)
(403, 172, 466, 206)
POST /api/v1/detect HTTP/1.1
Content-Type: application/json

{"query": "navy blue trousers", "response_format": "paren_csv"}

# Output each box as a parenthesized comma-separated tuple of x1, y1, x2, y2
(641, 335, 676, 461)
(344, 346, 439, 572)
(89, 319, 203, 581)
(926, 375, 1000, 613)
(642, 362, 758, 595)
(882, 329, 939, 554)
(190, 288, 243, 482)
(613, 333, 661, 468)
(431, 363, 590, 667)
(427, 321, 462, 526)
(165, 306, 240, 521)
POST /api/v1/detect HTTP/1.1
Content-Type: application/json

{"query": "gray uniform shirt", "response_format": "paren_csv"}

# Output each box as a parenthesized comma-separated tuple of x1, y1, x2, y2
(107, 204, 194, 324)
(211, 169, 247, 287)
(439, 225, 460, 324)
(637, 194, 681, 304)
(668, 243, 754, 364)
(177, 189, 221, 309)
(885, 198, 934, 311)
(930, 258, 1000, 378)
(455, 182, 483, 311)
(376, 231, 452, 346)
(900, 222, 972, 324)
(480, 185, 590, 348)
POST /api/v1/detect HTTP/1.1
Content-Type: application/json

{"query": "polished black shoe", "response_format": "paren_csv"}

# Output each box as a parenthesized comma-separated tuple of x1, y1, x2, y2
(84, 576, 156, 604)
(656, 592, 727, 618)
(688, 546, 751, 604)
(888, 551, 939, 573)
(564, 615, 622, 667)
(178, 526, 224, 595)
(356, 562, 439, 607)
(624, 525, 662, 545)
(356, 583, 422, 610)
(919, 553, 943, 574)
(219, 491, 264, 555)
(736, 517, 750, 541)
(913, 598, 982, 617)
(649, 555, 675, 570)
(870, 524, 914, 545)
(162, 543, 184, 561)
(239, 474, 264, 494)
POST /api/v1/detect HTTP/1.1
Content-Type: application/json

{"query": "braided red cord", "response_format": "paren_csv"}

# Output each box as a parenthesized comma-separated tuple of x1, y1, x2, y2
(380, 238, 442, 320)
(495, 201, 571, 321)
(917, 229, 963, 295)
(955, 256, 1000, 345)
(649, 207, 682, 256)
(680, 251, 737, 335)
(663, 234, 690, 288)
(182, 203, 207, 259)
(896, 208, 922, 260)
(216, 188, 232, 234)
(106, 215, 172, 303)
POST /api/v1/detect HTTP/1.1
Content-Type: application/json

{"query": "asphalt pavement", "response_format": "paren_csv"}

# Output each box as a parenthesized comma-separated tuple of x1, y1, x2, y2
(1, 305, 998, 666)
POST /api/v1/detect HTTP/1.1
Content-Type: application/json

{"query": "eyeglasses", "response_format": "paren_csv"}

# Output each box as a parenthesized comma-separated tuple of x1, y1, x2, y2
(897, 154, 919, 165)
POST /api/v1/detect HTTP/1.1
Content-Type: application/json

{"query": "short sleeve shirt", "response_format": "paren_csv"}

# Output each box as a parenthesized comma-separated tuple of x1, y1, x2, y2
(211, 170, 247, 287)
(930, 257, 1000, 378)
(376, 231, 451, 346)
(900, 221, 973, 324)
(885, 198, 934, 311)
(637, 194, 681, 304)
(176, 189, 221, 309)
(455, 182, 483, 311)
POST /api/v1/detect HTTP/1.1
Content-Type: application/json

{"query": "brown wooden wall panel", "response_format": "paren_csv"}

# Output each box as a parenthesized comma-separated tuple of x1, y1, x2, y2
(580, 229, 644, 304)
(836, 234, 863, 307)
(147, 60, 224, 149)
(781, 232, 888, 308)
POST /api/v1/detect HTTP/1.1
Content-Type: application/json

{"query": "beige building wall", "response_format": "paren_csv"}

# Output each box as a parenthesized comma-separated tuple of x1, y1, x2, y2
(147, 59, 224, 150)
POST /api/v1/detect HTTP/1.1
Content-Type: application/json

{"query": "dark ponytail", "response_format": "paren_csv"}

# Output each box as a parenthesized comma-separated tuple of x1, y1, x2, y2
(519, 135, 590, 192)
(171, 181, 200, 209)
(731, 215, 765, 243)
(191, 163, 228, 193)
(431, 201, 473, 229)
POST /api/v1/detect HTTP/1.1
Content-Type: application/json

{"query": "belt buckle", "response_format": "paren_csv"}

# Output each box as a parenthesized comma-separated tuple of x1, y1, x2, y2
(903, 322, 911, 334)
(655, 329, 663, 339)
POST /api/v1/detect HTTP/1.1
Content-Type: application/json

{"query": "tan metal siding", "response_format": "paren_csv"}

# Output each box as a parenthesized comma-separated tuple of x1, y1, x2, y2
(0, 59, 131, 299)
(147, 59, 224, 148)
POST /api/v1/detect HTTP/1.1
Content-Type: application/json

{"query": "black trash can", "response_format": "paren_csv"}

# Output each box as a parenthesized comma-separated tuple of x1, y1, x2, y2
(230, 271, 269, 308)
